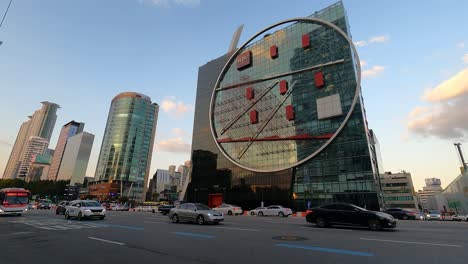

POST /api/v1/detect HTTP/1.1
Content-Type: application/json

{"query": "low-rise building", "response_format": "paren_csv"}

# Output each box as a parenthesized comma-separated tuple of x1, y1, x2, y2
(380, 171, 418, 210)
(417, 178, 443, 210)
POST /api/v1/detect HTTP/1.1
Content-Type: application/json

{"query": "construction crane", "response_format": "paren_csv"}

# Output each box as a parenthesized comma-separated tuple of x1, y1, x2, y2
(454, 143, 468, 171)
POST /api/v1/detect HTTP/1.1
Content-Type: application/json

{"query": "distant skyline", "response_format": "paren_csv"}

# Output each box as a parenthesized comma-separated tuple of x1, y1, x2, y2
(0, 0, 467, 190)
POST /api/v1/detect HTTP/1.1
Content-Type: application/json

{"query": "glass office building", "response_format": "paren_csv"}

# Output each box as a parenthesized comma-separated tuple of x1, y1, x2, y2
(94, 92, 159, 201)
(188, 2, 382, 211)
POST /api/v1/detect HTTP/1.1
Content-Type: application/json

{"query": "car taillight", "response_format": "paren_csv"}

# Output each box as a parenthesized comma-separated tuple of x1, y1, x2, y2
(409, 212, 415, 215)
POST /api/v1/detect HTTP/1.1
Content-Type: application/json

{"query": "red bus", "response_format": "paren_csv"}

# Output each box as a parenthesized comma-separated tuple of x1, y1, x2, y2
(0, 188, 31, 216)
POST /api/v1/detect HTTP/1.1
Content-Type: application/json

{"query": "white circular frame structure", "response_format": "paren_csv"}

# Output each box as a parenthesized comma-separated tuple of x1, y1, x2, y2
(209, 17, 362, 173)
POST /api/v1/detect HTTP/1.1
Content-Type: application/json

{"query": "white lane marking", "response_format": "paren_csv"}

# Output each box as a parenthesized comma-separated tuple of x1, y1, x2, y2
(143, 221, 165, 224)
(88, 237, 125, 246)
(360, 238, 462, 248)
(0, 231, 35, 235)
(299, 227, 353, 232)
(214, 226, 260, 232)
(398, 228, 452, 232)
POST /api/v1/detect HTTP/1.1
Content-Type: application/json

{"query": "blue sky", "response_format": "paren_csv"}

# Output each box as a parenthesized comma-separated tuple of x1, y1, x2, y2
(0, 0, 467, 190)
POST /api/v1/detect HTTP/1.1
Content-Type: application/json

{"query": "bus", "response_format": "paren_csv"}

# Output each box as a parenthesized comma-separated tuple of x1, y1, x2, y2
(0, 188, 31, 216)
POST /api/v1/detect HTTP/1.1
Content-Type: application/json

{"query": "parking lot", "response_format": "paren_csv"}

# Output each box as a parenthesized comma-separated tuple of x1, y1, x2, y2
(1, 210, 468, 264)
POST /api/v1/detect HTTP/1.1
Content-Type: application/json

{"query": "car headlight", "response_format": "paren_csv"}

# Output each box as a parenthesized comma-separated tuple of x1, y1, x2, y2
(0, 208, 3, 212)
(102, 209, 106, 213)
(84, 209, 92, 213)
(207, 213, 212, 216)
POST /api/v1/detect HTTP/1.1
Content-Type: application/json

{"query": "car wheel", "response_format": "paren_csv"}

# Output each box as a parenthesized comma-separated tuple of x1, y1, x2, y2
(258, 211, 264, 217)
(250, 211, 255, 216)
(228, 210, 233, 216)
(100, 216, 105, 220)
(278, 212, 285, 217)
(65, 211, 70, 220)
(172, 214, 179, 223)
(77, 212, 83, 221)
(316, 217, 327, 228)
(213, 222, 219, 225)
(55, 210, 59, 215)
(403, 215, 409, 220)
(197, 215, 205, 225)
(369, 220, 382, 231)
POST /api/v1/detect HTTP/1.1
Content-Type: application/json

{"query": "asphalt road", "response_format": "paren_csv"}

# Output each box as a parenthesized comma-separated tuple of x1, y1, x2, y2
(1, 210, 468, 264)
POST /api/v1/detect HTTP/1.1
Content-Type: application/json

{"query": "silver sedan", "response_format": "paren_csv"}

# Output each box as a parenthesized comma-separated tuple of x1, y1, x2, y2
(168, 203, 224, 225)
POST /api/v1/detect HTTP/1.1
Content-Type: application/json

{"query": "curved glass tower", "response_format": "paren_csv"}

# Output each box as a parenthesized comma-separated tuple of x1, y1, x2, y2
(95, 92, 159, 201)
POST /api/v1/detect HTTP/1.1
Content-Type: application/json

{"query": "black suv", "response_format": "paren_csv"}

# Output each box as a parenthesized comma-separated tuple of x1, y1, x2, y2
(384, 208, 416, 220)
(306, 203, 396, 231)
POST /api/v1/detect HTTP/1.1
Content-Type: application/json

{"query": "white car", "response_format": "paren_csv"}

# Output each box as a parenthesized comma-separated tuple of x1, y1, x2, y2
(135, 205, 156, 213)
(213, 204, 243, 215)
(452, 214, 468, 221)
(250, 207, 266, 215)
(256, 205, 292, 217)
(65, 200, 106, 220)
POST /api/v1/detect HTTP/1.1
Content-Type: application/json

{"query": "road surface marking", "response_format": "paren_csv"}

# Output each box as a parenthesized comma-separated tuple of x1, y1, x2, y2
(360, 238, 462, 247)
(144, 221, 165, 224)
(299, 227, 353, 232)
(88, 237, 125, 246)
(0, 231, 35, 236)
(102, 224, 144, 230)
(173, 232, 215, 239)
(276, 243, 373, 257)
(214, 226, 260, 232)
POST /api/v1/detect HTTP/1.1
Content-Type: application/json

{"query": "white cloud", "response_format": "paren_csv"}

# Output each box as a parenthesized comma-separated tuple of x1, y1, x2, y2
(423, 68, 468, 102)
(155, 137, 191, 153)
(408, 68, 468, 139)
(140, 0, 200, 8)
(354, 40, 367, 47)
(362, 65, 385, 78)
(160, 96, 193, 117)
(463, 53, 468, 64)
(354, 35, 389, 48)
(172, 128, 190, 138)
(457, 42, 465, 48)
(369, 35, 389, 44)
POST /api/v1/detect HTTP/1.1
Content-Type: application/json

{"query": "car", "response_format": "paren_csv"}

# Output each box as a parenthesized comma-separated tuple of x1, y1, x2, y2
(441, 212, 454, 221)
(425, 210, 442, 221)
(212, 204, 243, 215)
(65, 200, 106, 221)
(384, 208, 416, 220)
(305, 203, 396, 231)
(55, 201, 70, 215)
(158, 204, 175, 215)
(250, 207, 266, 215)
(37, 203, 51, 210)
(135, 205, 156, 212)
(452, 214, 468, 221)
(113, 204, 129, 211)
(256, 205, 292, 217)
(168, 203, 224, 225)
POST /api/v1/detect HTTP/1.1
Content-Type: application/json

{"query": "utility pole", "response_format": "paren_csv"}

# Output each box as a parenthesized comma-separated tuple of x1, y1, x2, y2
(454, 143, 468, 171)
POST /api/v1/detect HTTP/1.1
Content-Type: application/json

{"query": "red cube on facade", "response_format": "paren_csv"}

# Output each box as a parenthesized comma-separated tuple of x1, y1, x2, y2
(279, 80, 288, 95)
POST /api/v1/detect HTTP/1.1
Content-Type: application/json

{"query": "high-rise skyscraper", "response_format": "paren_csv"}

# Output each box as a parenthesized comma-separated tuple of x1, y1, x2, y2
(188, 2, 382, 210)
(3, 102, 59, 179)
(94, 92, 159, 201)
(48, 121, 84, 181)
(57, 132, 94, 186)
(16, 136, 49, 180)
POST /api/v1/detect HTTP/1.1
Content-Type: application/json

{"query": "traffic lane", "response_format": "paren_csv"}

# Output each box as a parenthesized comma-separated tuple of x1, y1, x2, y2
(9, 211, 468, 264)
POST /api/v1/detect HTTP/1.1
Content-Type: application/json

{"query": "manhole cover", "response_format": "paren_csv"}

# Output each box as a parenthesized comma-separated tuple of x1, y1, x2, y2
(272, 235, 308, 241)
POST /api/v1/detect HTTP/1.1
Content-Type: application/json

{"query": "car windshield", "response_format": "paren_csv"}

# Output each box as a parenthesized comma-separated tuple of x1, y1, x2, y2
(429, 211, 440, 214)
(82, 201, 101, 207)
(194, 204, 210, 210)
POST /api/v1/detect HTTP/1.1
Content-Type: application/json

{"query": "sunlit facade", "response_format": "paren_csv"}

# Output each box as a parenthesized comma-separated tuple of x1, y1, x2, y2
(94, 92, 159, 201)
